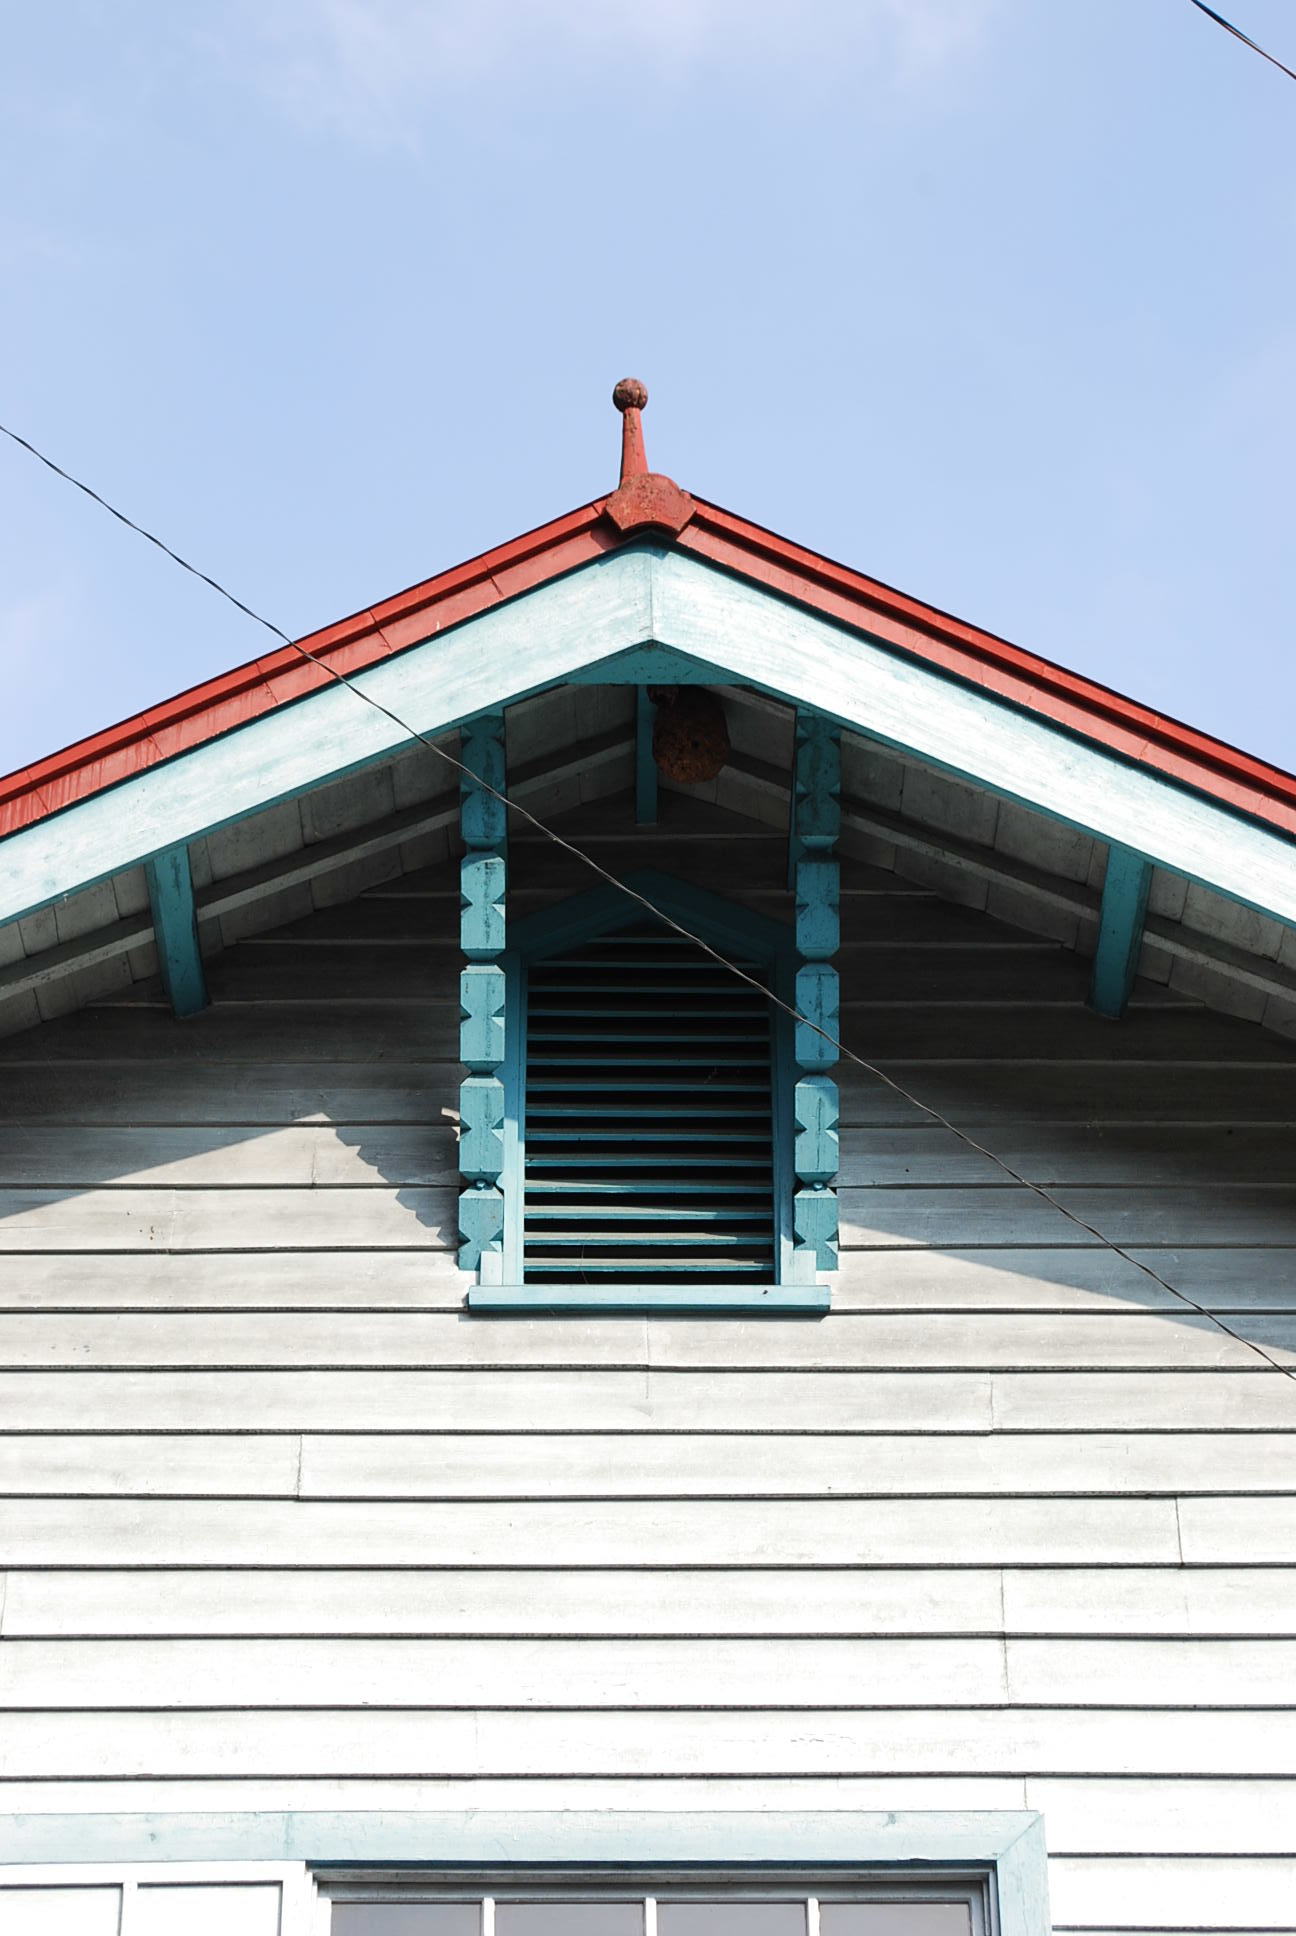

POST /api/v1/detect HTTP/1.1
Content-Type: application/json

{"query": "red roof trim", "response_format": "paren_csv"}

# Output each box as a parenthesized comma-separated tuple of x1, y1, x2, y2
(2, 487, 1293, 845)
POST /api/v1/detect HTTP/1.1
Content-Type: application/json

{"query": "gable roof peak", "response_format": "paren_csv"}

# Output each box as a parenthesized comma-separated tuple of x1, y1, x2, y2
(606, 377, 695, 538)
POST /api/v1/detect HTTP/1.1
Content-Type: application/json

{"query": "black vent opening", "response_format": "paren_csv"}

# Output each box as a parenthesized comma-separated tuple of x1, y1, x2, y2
(523, 923, 776, 1285)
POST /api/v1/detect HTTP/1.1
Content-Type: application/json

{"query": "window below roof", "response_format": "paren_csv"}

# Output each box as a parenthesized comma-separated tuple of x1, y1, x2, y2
(328, 1880, 986, 1936)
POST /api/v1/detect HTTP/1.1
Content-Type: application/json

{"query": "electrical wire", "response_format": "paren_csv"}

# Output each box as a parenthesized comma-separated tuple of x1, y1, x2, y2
(1187, 0, 1296, 82)
(4, 415, 1295, 1384)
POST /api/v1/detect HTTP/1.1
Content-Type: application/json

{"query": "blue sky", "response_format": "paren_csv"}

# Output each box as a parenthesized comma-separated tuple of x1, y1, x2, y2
(2, 0, 1293, 776)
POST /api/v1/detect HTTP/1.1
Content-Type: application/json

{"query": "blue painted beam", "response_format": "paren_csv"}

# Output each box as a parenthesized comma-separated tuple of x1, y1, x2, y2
(635, 686, 658, 826)
(143, 844, 208, 1018)
(1090, 843, 1153, 1019)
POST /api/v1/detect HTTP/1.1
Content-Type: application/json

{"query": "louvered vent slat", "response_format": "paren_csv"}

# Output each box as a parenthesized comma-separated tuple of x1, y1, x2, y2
(523, 922, 776, 1285)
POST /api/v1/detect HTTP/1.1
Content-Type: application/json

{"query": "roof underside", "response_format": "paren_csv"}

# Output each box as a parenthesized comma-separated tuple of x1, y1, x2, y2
(2, 681, 1294, 1046)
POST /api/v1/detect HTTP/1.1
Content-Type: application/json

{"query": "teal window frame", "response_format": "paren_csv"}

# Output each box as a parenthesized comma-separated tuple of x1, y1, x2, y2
(468, 869, 829, 1314)
(0, 1807, 1051, 1936)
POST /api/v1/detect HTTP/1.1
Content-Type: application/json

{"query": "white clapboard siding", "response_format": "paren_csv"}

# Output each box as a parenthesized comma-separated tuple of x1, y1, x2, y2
(6, 1566, 1296, 1642)
(1025, 1778, 1296, 1854)
(3, 1636, 1295, 1710)
(0, 1568, 1001, 1639)
(0, 1436, 300, 1496)
(837, 1125, 1296, 1187)
(5, 1429, 1295, 1500)
(0, 1636, 1012, 1708)
(3, 1060, 1294, 1128)
(0, 1311, 1288, 1369)
(0, 1063, 465, 1126)
(0, 1495, 1182, 1566)
(292, 1429, 1296, 1498)
(3, 1707, 1296, 1780)
(0, 1125, 459, 1188)
(1002, 1568, 1296, 1636)
(0, 1251, 469, 1309)
(0, 1187, 455, 1250)
(10, 1121, 1290, 1192)
(1, 1248, 1292, 1315)
(0, 787, 1294, 1936)
(830, 1249, 1296, 1314)
(1179, 1497, 1296, 1563)
(0, 1567, 1010, 1639)
(1045, 1857, 1296, 1931)
(4, 1368, 1296, 1431)
(2, 1182, 1293, 1253)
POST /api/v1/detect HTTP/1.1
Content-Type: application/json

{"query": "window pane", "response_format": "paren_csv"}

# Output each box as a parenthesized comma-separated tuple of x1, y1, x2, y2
(0, 1891, 121, 1936)
(333, 1910, 480, 1936)
(135, 1885, 281, 1936)
(820, 1905, 971, 1936)
(658, 1905, 804, 1936)
(497, 1906, 642, 1936)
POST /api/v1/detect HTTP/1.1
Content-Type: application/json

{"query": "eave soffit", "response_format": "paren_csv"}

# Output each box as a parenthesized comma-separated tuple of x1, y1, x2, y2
(0, 540, 1293, 937)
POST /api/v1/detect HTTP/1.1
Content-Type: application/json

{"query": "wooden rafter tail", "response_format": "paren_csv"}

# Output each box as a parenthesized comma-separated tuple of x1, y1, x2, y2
(1090, 843, 1154, 1020)
(144, 843, 208, 1019)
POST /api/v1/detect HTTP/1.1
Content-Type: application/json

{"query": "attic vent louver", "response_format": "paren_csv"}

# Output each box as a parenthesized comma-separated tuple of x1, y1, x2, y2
(522, 921, 777, 1285)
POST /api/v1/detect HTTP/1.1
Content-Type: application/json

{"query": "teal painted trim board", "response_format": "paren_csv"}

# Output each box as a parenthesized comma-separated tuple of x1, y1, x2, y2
(143, 844, 208, 1018)
(3, 544, 1291, 931)
(467, 1284, 831, 1311)
(1090, 843, 1154, 1019)
(458, 713, 508, 1273)
(792, 715, 840, 1271)
(0, 1808, 1051, 1936)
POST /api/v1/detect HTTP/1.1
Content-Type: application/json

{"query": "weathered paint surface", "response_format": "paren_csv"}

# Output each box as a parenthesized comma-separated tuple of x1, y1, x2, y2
(0, 792, 1292, 1936)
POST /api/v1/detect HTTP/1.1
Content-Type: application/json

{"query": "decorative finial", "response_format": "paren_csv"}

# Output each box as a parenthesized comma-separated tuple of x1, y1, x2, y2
(612, 377, 650, 482)
(603, 377, 695, 536)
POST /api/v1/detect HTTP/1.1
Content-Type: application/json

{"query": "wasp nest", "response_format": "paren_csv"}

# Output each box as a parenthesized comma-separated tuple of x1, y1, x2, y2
(649, 687, 730, 785)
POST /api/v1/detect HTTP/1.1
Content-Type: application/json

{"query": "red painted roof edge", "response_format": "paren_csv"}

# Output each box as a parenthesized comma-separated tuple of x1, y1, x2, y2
(681, 498, 1296, 837)
(0, 500, 616, 837)
(2, 485, 1293, 848)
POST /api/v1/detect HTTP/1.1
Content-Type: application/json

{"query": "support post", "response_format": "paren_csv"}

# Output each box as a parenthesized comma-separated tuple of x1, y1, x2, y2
(458, 713, 508, 1277)
(1090, 843, 1152, 1019)
(790, 714, 840, 1276)
(635, 687, 658, 827)
(144, 844, 208, 1018)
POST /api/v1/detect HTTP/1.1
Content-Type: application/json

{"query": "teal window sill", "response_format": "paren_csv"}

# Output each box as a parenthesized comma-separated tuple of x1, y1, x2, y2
(467, 1283, 830, 1313)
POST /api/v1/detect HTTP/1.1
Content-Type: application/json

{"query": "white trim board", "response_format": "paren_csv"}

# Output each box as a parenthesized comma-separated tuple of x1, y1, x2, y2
(0, 545, 1291, 930)
(0, 1810, 1049, 1936)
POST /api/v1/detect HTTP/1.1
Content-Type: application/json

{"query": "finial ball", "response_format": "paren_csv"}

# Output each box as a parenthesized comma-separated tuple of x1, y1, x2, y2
(613, 378, 648, 413)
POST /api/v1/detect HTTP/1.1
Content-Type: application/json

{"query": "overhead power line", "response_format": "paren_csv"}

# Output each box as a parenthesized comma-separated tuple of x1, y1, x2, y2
(3, 414, 1294, 1385)
(1188, 0, 1296, 82)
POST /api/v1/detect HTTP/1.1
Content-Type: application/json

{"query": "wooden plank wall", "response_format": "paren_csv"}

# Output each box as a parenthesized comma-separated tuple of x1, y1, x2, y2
(0, 789, 1295, 1936)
